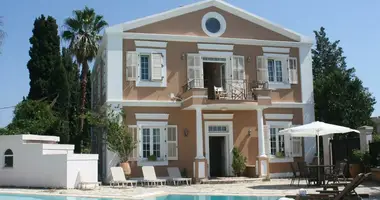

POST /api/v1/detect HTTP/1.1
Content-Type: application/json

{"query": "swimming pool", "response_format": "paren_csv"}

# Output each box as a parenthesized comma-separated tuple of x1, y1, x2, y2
(0, 194, 282, 200)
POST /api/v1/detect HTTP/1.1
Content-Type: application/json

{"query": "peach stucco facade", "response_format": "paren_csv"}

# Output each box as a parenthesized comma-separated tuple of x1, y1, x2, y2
(92, 0, 315, 182)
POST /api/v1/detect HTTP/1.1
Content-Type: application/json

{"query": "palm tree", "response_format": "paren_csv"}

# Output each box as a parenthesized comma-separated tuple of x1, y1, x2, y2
(62, 7, 108, 131)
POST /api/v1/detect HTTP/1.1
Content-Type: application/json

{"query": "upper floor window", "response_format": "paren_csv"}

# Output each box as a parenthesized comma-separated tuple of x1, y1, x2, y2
(268, 59, 284, 82)
(256, 56, 298, 89)
(4, 149, 13, 168)
(140, 55, 150, 81)
(126, 50, 166, 88)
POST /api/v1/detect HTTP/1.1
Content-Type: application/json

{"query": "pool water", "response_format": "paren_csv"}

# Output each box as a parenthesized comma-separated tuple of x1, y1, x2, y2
(0, 193, 114, 200)
(0, 194, 282, 200)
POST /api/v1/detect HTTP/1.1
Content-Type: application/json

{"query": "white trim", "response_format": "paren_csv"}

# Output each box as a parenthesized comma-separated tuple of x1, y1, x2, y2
(264, 114, 293, 120)
(135, 40, 167, 48)
(107, 100, 181, 107)
(262, 47, 290, 53)
(136, 121, 168, 127)
(264, 53, 289, 58)
(203, 114, 233, 120)
(269, 157, 294, 163)
(268, 82, 291, 89)
(135, 113, 169, 120)
(201, 12, 227, 37)
(124, 33, 312, 48)
(204, 121, 233, 177)
(257, 96, 271, 100)
(182, 95, 208, 103)
(106, 100, 308, 109)
(266, 121, 291, 127)
(199, 51, 233, 57)
(137, 160, 168, 166)
(270, 172, 294, 178)
(198, 43, 234, 51)
(112, 0, 303, 41)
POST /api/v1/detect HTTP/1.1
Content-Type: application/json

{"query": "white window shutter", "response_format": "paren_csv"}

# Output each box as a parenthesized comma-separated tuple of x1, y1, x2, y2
(288, 58, 298, 84)
(232, 56, 245, 80)
(256, 56, 268, 83)
(167, 125, 178, 160)
(264, 125, 270, 156)
(290, 125, 302, 157)
(126, 51, 138, 80)
(187, 54, 203, 88)
(282, 58, 289, 84)
(151, 53, 163, 81)
(292, 137, 302, 157)
(128, 126, 138, 161)
(284, 134, 292, 157)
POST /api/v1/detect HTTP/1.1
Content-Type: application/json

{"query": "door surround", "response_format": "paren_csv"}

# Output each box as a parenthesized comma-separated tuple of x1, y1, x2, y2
(204, 121, 233, 177)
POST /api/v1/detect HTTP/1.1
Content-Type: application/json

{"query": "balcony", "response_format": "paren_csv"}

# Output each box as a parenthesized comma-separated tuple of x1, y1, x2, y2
(181, 79, 272, 109)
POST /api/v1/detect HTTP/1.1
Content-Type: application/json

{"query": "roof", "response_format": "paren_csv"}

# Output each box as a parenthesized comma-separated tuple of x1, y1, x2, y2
(106, 0, 308, 42)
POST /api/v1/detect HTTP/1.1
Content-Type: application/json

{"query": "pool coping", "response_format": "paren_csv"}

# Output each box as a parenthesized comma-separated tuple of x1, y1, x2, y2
(0, 190, 285, 199)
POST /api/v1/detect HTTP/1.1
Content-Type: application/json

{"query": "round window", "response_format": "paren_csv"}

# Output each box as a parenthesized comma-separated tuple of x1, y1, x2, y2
(202, 12, 226, 37)
(205, 18, 221, 33)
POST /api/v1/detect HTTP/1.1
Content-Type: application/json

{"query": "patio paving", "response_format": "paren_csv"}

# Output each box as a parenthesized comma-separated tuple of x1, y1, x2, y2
(0, 179, 379, 199)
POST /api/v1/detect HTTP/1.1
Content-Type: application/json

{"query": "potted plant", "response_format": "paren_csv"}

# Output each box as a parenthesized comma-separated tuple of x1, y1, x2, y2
(349, 149, 364, 178)
(232, 147, 247, 177)
(87, 105, 136, 178)
(275, 152, 285, 158)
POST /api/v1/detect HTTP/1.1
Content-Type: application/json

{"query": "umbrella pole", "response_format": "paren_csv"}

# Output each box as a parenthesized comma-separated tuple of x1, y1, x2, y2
(317, 133, 320, 165)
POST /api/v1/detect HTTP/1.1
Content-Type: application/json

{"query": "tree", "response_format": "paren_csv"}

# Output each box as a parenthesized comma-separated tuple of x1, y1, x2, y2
(62, 7, 108, 131)
(62, 47, 81, 150)
(312, 27, 376, 133)
(27, 15, 61, 101)
(4, 99, 57, 135)
(0, 16, 5, 54)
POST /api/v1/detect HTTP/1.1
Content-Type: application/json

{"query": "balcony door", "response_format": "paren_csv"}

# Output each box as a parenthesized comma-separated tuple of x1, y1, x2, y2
(187, 54, 203, 88)
(230, 56, 245, 100)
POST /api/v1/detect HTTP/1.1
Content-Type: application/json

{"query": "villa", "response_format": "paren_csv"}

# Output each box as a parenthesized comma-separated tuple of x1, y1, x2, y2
(91, 0, 315, 182)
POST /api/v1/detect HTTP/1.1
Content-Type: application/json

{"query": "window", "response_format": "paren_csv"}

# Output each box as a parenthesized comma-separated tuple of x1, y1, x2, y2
(269, 128, 285, 156)
(140, 55, 150, 81)
(206, 18, 221, 33)
(268, 59, 283, 82)
(4, 149, 13, 168)
(201, 12, 226, 37)
(208, 125, 229, 133)
(141, 127, 163, 159)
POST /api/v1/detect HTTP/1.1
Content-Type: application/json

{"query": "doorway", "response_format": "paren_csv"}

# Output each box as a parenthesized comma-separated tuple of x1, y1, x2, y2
(203, 62, 226, 99)
(209, 136, 225, 177)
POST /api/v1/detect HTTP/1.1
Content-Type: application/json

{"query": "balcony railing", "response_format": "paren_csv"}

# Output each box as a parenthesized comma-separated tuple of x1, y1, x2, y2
(182, 79, 269, 100)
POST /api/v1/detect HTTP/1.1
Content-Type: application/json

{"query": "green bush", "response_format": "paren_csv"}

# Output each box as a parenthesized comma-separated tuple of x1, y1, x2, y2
(232, 147, 247, 177)
(373, 134, 380, 142)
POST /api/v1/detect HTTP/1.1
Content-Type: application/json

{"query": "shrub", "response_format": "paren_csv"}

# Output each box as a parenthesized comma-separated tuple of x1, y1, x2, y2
(232, 147, 247, 177)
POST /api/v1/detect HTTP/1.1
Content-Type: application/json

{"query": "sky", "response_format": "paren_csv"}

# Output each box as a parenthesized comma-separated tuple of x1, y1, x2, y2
(0, 0, 380, 127)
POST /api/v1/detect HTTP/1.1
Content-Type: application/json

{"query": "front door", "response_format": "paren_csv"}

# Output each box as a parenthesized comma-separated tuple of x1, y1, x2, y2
(209, 136, 225, 177)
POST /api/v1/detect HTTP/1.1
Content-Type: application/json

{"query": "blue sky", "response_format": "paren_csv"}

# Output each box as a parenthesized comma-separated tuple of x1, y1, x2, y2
(0, 0, 379, 127)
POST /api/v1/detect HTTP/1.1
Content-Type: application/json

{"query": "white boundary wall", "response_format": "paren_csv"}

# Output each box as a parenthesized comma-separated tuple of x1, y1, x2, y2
(0, 135, 98, 189)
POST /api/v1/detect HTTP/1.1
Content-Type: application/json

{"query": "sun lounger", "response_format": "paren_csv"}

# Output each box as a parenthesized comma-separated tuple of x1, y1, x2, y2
(110, 167, 138, 187)
(142, 166, 167, 186)
(285, 173, 370, 200)
(167, 167, 192, 185)
(317, 173, 371, 198)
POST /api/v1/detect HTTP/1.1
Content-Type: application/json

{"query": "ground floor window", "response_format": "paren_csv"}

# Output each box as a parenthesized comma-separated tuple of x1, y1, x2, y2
(142, 127, 163, 159)
(270, 127, 285, 156)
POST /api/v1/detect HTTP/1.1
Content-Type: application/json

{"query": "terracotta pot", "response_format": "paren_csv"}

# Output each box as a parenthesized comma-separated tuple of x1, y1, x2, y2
(120, 162, 131, 177)
(349, 164, 362, 178)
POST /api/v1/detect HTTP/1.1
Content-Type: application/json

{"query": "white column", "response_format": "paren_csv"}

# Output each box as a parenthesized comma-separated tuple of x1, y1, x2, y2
(257, 108, 266, 157)
(195, 107, 204, 159)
